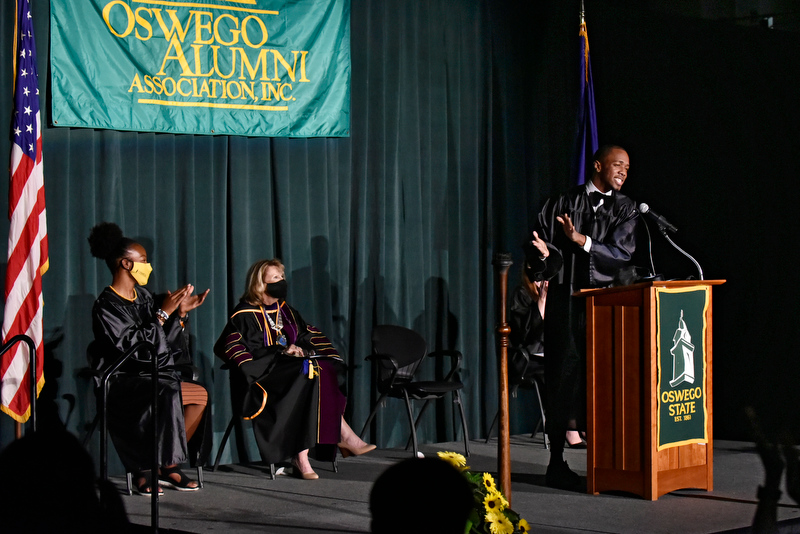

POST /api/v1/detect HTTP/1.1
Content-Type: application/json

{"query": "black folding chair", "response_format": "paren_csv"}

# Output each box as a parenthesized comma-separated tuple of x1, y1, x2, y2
(360, 325, 470, 458)
(211, 363, 337, 478)
(83, 341, 204, 494)
(485, 346, 548, 448)
(94, 340, 161, 531)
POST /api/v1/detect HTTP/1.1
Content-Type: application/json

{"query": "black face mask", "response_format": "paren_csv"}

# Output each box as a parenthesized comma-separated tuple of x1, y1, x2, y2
(266, 279, 288, 300)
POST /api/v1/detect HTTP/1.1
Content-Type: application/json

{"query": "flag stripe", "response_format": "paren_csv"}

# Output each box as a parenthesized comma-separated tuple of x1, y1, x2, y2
(5, 185, 42, 297)
(0, 297, 41, 381)
(5, 183, 44, 285)
(3, 352, 31, 413)
(6, 269, 42, 345)
(9, 137, 41, 224)
(8, 150, 29, 217)
(1, 286, 42, 409)
(8, 113, 42, 218)
(2, 336, 43, 417)
(0, 273, 43, 415)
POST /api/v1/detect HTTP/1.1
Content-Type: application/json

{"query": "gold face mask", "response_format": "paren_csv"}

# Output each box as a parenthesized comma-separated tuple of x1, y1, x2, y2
(128, 261, 153, 286)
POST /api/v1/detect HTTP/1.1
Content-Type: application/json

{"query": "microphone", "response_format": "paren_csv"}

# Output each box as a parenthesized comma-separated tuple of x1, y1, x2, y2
(638, 203, 678, 233)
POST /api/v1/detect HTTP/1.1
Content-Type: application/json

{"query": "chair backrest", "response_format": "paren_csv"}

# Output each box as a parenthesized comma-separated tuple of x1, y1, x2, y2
(371, 325, 427, 391)
(507, 347, 527, 387)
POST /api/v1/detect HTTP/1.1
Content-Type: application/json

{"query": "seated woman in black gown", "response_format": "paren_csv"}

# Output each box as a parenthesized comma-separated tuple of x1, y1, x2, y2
(88, 222, 209, 495)
(215, 258, 375, 479)
(510, 258, 585, 448)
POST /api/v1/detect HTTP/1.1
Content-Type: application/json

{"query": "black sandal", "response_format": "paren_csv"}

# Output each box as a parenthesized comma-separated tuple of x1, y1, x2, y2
(135, 470, 164, 497)
(158, 465, 200, 492)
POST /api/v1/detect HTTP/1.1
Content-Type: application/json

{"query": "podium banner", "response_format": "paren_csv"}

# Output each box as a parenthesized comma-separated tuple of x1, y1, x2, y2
(656, 287, 709, 450)
(50, 0, 351, 137)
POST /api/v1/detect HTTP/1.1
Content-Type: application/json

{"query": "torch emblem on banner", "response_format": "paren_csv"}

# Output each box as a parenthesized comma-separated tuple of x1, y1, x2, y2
(669, 310, 695, 388)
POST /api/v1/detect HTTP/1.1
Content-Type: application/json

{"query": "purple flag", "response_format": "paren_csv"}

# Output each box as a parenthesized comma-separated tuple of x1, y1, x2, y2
(573, 18, 598, 185)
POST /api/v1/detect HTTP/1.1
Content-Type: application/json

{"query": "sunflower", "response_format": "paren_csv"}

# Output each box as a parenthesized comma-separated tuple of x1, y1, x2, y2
(485, 510, 514, 534)
(484, 510, 503, 525)
(517, 518, 531, 533)
(483, 492, 506, 514)
(489, 488, 509, 509)
(437, 451, 467, 469)
(482, 472, 497, 492)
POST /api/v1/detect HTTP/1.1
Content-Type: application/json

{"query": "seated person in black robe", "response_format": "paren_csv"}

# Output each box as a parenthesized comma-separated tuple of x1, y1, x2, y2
(214, 258, 375, 479)
(88, 222, 209, 495)
(510, 262, 585, 447)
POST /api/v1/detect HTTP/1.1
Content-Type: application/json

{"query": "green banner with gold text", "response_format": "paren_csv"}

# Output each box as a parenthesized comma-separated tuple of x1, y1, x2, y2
(50, 0, 350, 137)
(656, 287, 709, 451)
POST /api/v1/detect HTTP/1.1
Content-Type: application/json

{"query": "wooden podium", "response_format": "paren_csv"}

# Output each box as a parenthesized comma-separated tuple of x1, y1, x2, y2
(579, 280, 725, 500)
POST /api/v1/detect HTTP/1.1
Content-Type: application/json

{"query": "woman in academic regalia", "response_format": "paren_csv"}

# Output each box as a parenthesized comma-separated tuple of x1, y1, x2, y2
(215, 259, 375, 479)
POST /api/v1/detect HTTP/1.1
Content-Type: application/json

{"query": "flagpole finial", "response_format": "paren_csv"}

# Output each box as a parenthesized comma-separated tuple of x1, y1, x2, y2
(580, 0, 586, 23)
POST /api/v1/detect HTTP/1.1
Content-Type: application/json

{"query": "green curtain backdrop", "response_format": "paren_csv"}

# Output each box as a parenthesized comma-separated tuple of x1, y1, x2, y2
(9, 0, 798, 466)
(0, 0, 570, 466)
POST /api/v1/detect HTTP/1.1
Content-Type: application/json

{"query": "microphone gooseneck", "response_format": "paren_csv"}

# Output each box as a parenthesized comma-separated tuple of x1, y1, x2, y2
(638, 202, 704, 280)
(638, 203, 678, 233)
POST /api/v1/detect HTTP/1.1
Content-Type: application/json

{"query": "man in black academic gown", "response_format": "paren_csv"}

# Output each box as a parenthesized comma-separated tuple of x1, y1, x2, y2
(524, 145, 644, 489)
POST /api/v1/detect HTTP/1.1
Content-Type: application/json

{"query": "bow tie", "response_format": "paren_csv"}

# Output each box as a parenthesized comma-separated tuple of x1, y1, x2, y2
(589, 191, 610, 207)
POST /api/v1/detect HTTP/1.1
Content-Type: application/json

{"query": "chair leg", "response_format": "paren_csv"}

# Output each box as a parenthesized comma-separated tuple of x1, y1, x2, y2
(414, 399, 433, 428)
(269, 463, 275, 480)
(402, 391, 419, 458)
(485, 410, 499, 444)
(82, 413, 99, 448)
(359, 393, 387, 440)
(405, 399, 433, 451)
(454, 390, 470, 457)
(333, 457, 338, 473)
(533, 418, 549, 449)
(196, 465, 204, 489)
(212, 416, 237, 472)
(100, 388, 109, 484)
(532, 380, 549, 449)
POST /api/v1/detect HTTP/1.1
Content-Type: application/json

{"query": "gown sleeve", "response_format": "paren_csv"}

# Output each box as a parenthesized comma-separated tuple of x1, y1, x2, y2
(286, 306, 341, 358)
(91, 289, 173, 371)
(509, 285, 544, 356)
(215, 307, 283, 367)
(586, 210, 640, 286)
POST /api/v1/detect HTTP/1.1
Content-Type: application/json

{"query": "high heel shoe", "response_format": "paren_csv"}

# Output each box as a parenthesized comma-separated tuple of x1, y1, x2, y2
(337, 442, 377, 458)
(566, 430, 587, 449)
(291, 458, 319, 480)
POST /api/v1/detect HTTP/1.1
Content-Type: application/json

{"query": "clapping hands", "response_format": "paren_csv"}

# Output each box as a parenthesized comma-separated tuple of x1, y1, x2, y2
(162, 284, 210, 316)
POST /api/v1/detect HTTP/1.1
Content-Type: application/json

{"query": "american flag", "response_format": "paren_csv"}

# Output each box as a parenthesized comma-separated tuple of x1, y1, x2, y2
(1, 0, 48, 423)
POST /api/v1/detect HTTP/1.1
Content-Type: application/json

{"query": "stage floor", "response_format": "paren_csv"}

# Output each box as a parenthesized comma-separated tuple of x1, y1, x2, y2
(117, 435, 800, 533)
